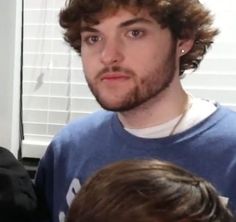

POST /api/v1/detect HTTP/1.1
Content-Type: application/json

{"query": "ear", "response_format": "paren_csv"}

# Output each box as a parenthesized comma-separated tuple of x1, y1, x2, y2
(177, 38, 194, 57)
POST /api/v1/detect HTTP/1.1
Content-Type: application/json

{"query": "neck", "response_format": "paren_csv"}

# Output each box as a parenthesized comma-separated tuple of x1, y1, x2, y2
(118, 81, 188, 129)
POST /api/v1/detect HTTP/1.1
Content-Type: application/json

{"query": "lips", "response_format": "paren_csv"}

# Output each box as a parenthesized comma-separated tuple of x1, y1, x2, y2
(100, 73, 130, 81)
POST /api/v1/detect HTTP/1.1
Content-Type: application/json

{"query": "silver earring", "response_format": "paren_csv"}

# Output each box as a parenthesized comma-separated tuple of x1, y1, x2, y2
(181, 49, 185, 54)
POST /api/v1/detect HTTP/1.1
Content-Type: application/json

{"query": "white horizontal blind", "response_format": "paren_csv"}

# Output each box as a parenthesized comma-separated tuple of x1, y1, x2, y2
(22, 0, 236, 158)
(22, 0, 101, 158)
(182, 0, 236, 111)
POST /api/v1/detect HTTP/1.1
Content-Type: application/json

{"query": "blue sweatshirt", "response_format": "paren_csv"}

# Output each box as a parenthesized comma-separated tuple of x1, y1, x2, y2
(35, 105, 236, 222)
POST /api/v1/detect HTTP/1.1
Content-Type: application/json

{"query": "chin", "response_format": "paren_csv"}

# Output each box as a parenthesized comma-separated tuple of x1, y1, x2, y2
(99, 102, 125, 112)
(95, 92, 140, 112)
(97, 99, 140, 112)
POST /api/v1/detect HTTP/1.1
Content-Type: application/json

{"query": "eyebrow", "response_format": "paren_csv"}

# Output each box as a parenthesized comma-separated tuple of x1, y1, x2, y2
(119, 17, 153, 27)
(80, 17, 153, 33)
(80, 26, 99, 33)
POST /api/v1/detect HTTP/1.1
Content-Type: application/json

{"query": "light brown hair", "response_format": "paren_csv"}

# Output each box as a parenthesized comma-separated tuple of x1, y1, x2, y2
(66, 159, 234, 222)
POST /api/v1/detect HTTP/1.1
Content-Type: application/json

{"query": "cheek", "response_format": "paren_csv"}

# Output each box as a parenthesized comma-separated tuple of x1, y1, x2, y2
(81, 54, 93, 72)
(131, 44, 159, 63)
(130, 52, 159, 76)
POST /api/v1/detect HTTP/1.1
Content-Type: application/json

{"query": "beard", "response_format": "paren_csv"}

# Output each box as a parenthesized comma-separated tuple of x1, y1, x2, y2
(85, 44, 177, 112)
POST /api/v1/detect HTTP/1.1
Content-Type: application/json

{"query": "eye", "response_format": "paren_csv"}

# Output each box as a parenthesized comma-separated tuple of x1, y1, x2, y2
(82, 35, 102, 45)
(127, 29, 145, 39)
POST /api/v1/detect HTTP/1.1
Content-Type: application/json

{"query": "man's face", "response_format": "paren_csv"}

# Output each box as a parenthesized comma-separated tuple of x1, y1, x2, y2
(80, 8, 179, 112)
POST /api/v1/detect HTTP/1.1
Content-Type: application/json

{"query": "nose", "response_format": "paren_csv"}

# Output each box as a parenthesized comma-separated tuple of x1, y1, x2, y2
(100, 39, 124, 65)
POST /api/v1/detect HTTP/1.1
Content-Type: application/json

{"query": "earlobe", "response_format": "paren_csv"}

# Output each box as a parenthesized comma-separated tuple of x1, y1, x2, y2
(178, 39, 194, 56)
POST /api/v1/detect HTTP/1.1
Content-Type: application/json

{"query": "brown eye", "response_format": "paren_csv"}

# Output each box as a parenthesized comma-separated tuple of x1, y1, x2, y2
(83, 35, 102, 45)
(127, 29, 144, 39)
(88, 36, 99, 44)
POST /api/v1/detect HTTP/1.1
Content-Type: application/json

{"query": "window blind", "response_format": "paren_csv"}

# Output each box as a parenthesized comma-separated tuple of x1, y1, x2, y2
(21, 0, 236, 158)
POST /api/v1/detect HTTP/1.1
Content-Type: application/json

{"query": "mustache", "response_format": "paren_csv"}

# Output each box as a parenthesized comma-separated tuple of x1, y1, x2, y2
(97, 66, 135, 77)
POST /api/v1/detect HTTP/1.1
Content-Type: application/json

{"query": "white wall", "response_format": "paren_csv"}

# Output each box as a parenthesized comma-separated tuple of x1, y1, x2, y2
(0, 0, 22, 156)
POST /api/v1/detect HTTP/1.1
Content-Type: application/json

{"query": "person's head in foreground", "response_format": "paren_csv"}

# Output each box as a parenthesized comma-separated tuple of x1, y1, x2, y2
(59, 0, 218, 112)
(66, 159, 234, 222)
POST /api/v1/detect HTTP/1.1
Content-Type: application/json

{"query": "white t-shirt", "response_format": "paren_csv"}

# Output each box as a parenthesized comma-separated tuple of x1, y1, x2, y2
(125, 97, 217, 138)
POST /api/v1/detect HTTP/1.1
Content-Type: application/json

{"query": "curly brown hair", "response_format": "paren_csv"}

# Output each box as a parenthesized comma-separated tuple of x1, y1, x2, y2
(59, 0, 219, 76)
(66, 159, 234, 222)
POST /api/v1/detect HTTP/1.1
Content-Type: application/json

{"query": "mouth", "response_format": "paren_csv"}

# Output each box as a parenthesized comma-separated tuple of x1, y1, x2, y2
(100, 72, 130, 81)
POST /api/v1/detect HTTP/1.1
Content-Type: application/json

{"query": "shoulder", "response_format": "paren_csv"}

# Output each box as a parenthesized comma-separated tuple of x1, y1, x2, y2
(35, 111, 116, 188)
(213, 105, 236, 126)
(0, 147, 28, 174)
(218, 105, 236, 115)
(0, 147, 17, 165)
(178, 104, 236, 152)
(0, 147, 37, 220)
(42, 110, 115, 155)
(56, 110, 114, 139)
(187, 104, 236, 136)
(68, 110, 114, 129)
(198, 105, 236, 152)
(200, 105, 236, 139)
(0, 146, 32, 179)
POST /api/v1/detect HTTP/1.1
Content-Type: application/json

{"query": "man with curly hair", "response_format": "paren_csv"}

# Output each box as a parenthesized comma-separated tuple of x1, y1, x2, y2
(35, 0, 236, 221)
(66, 159, 235, 222)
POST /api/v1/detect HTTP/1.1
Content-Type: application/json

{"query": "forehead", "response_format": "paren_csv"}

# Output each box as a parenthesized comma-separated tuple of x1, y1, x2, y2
(81, 8, 157, 27)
